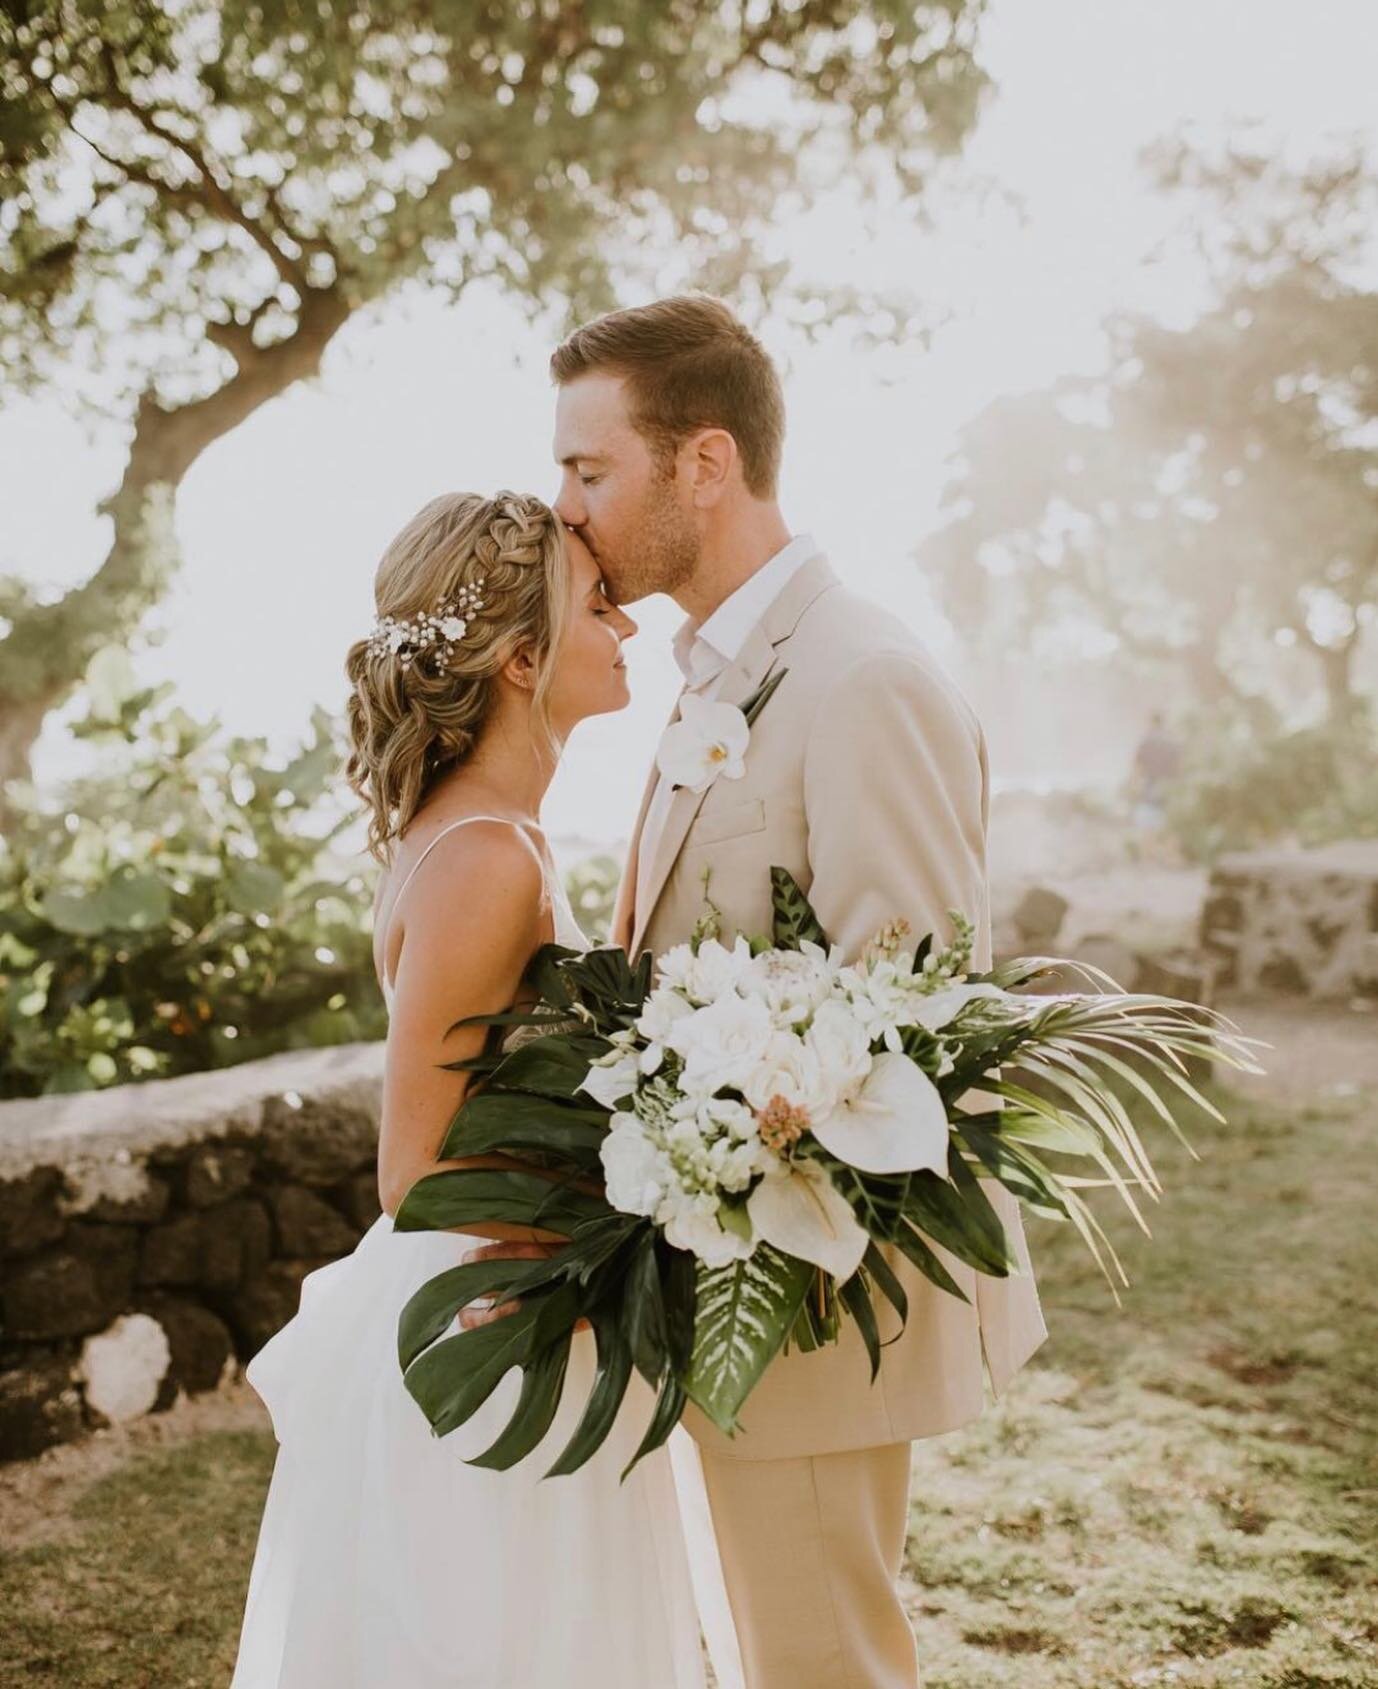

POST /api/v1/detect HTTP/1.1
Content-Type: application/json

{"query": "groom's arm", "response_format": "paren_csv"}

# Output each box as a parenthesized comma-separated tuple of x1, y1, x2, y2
(802, 648, 989, 962)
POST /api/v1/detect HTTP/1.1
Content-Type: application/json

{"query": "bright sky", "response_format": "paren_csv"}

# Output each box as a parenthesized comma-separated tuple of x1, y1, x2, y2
(4, 0, 1377, 852)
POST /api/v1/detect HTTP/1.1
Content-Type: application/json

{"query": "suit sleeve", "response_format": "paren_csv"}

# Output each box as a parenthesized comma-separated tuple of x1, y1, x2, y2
(802, 649, 990, 963)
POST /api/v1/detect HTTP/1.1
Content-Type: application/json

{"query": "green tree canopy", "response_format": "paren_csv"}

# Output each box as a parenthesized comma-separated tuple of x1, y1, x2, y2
(921, 136, 1378, 724)
(0, 0, 990, 788)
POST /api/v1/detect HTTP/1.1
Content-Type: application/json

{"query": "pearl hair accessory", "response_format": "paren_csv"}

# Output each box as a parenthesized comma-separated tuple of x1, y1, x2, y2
(366, 579, 487, 671)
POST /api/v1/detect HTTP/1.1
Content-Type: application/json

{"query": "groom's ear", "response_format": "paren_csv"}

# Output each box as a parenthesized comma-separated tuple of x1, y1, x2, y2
(687, 427, 738, 509)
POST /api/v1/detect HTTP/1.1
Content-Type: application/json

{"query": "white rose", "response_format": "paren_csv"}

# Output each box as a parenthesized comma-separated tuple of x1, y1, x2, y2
(665, 990, 775, 1096)
(804, 999, 874, 1101)
(740, 1030, 838, 1120)
(740, 943, 836, 1026)
(682, 936, 755, 1006)
(599, 1115, 672, 1217)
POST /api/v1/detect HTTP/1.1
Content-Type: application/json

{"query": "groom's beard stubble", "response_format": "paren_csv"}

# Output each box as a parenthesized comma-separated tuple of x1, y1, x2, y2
(598, 475, 700, 606)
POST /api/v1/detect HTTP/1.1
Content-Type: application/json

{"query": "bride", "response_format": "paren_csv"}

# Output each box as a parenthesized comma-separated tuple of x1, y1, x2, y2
(231, 491, 719, 1688)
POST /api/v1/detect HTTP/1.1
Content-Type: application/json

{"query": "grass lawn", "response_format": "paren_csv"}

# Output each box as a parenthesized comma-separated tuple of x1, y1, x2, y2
(2, 1081, 1375, 1687)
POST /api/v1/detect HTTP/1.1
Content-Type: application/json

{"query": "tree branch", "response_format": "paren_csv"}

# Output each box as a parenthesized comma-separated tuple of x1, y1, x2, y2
(97, 43, 310, 295)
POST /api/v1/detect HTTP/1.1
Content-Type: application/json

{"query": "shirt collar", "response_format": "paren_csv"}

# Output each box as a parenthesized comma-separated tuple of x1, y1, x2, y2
(673, 533, 819, 687)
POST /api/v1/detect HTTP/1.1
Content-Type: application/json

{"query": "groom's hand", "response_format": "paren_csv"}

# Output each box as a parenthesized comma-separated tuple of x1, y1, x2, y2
(457, 1239, 592, 1334)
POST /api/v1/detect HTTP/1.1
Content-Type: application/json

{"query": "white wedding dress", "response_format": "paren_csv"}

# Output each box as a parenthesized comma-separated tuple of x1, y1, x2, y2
(232, 820, 742, 1688)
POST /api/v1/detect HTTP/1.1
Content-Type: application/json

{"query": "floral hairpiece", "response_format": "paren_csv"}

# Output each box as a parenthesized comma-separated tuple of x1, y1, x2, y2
(366, 579, 487, 671)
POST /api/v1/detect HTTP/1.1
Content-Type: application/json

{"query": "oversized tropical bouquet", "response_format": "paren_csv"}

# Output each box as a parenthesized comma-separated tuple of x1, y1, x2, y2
(394, 870, 1258, 1478)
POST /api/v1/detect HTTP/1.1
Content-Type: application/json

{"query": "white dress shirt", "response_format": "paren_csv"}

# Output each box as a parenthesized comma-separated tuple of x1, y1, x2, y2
(635, 533, 819, 918)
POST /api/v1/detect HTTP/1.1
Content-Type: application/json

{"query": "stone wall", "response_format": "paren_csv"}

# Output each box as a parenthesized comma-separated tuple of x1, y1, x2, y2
(1201, 841, 1378, 997)
(0, 1043, 384, 1460)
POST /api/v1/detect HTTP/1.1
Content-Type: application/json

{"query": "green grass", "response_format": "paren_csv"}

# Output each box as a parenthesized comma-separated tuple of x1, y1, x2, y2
(902, 1089, 1378, 1687)
(1, 1087, 1375, 1687)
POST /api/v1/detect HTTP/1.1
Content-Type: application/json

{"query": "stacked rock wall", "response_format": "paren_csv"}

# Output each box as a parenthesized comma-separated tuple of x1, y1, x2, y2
(0, 1043, 384, 1460)
(1201, 841, 1378, 997)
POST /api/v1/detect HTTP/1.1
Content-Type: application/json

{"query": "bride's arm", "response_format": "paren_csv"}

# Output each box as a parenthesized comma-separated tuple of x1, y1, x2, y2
(377, 820, 569, 1241)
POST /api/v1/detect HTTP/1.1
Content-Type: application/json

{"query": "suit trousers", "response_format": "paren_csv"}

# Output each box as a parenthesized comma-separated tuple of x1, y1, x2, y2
(697, 1440, 920, 1689)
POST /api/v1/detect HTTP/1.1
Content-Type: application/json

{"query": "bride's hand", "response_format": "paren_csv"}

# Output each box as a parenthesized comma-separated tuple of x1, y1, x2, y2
(456, 1239, 592, 1334)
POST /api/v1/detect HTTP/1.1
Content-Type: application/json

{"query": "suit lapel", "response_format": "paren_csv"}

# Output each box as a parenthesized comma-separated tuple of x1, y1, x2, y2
(626, 553, 841, 958)
(629, 625, 778, 957)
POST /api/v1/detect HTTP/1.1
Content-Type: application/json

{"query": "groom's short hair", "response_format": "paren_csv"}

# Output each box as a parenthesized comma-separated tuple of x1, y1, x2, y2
(551, 295, 784, 497)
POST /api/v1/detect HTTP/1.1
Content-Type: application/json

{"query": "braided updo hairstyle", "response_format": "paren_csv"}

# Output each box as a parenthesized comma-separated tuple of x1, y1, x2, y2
(345, 491, 569, 861)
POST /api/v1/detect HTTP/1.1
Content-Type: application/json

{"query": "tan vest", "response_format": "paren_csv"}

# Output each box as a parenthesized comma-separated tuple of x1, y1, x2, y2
(612, 555, 1047, 1461)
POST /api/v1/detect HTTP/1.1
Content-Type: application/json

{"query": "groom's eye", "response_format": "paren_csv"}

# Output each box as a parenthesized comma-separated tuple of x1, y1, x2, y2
(579, 473, 601, 487)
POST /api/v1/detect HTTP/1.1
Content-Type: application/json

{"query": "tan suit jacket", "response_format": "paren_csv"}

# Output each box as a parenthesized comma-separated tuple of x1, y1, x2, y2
(613, 554, 1047, 1462)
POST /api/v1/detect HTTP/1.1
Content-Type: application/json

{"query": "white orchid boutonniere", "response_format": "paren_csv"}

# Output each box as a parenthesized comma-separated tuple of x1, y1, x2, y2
(656, 667, 788, 795)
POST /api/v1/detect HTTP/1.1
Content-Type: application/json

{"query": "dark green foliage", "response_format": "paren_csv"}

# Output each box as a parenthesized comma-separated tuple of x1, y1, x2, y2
(0, 675, 384, 1097)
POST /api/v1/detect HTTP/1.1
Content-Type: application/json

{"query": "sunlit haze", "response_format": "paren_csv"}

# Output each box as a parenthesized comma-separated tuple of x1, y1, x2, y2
(4, 0, 1376, 857)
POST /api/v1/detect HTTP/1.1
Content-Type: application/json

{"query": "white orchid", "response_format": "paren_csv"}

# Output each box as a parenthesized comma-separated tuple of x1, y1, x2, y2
(810, 1050, 950, 1177)
(655, 693, 750, 794)
(633, 986, 695, 1075)
(678, 935, 755, 1007)
(746, 1157, 869, 1280)
(579, 1049, 640, 1111)
(906, 981, 1008, 1032)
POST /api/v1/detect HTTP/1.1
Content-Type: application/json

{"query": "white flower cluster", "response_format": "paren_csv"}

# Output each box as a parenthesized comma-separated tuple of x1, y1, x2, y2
(585, 926, 1011, 1272)
(366, 579, 488, 672)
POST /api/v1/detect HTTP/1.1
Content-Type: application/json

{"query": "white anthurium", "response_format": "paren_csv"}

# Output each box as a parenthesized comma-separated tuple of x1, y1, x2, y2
(810, 1050, 951, 1176)
(655, 693, 750, 794)
(908, 982, 1007, 1034)
(579, 1051, 640, 1111)
(746, 1157, 870, 1281)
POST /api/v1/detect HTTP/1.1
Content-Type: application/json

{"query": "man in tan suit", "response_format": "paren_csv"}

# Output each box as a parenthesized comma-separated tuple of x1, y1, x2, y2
(543, 295, 1047, 1687)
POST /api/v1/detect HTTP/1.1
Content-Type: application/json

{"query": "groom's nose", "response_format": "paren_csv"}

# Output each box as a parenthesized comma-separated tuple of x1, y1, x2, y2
(553, 479, 586, 530)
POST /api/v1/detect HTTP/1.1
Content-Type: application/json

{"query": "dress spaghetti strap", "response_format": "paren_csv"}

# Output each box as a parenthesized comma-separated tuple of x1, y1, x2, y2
(379, 814, 546, 997)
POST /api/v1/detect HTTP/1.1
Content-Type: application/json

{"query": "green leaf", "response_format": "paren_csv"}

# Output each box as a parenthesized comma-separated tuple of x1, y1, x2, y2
(742, 665, 788, 726)
(683, 1243, 816, 1435)
(544, 1299, 636, 1477)
(397, 1256, 567, 1370)
(440, 1089, 608, 1166)
(624, 1232, 668, 1383)
(769, 866, 830, 951)
(620, 1369, 687, 1482)
(402, 1300, 547, 1438)
(481, 1032, 610, 1099)
(890, 1222, 970, 1304)
(466, 1328, 577, 1472)
(224, 859, 285, 914)
(903, 1168, 1014, 1278)
(838, 1270, 883, 1383)
(393, 1168, 608, 1238)
(953, 1115, 1069, 1221)
(861, 1241, 909, 1328)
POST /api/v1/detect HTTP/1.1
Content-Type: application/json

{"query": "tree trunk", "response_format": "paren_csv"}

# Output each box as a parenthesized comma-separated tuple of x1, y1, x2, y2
(1315, 634, 1359, 726)
(0, 286, 351, 796)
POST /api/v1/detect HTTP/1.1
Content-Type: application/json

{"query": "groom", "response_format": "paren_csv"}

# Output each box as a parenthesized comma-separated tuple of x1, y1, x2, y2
(488, 295, 1045, 1687)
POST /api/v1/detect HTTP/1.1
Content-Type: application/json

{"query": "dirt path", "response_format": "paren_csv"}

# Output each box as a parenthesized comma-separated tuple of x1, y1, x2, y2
(1219, 991, 1378, 1103)
(0, 1378, 269, 1550)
